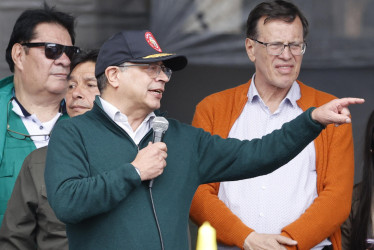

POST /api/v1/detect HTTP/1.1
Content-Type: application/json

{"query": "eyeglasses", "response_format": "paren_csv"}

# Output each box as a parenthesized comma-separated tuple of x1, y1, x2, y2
(6, 98, 50, 141)
(119, 63, 172, 80)
(251, 38, 307, 56)
(21, 42, 80, 61)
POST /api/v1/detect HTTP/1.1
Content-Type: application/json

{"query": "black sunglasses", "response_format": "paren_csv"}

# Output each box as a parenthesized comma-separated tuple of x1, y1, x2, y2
(21, 42, 80, 60)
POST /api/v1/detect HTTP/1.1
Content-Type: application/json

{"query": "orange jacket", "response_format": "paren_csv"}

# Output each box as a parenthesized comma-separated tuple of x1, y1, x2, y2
(190, 80, 354, 250)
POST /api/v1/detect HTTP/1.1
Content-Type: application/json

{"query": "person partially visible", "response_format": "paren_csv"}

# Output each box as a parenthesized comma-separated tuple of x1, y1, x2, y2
(0, 4, 79, 225)
(65, 50, 100, 117)
(0, 49, 100, 250)
(190, 1, 355, 249)
(44, 29, 363, 250)
(341, 110, 374, 250)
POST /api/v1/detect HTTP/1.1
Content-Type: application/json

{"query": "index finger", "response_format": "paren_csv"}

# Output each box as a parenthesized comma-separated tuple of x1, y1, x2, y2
(339, 97, 365, 107)
(153, 142, 167, 152)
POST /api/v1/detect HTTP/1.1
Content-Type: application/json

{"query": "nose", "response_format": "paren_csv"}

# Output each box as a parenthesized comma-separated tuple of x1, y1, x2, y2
(55, 52, 71, 67)
(156, 70, 170, 83)
(279, 45, 292, 59)
(72, 85, 84, 99)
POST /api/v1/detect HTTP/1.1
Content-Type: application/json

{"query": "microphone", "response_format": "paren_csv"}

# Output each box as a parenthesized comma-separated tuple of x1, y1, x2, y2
(152, 117, 169, 143)
(149, 117, 169, 188)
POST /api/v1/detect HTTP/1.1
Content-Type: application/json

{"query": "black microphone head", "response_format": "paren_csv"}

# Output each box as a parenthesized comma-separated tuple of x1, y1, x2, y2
(152, 117, 169, 133)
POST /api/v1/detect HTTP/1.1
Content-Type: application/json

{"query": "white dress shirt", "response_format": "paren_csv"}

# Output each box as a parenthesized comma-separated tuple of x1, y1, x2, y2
(217, 75, 330, 249)
(99, 97, 155, 145)
(11, 99, 61, 149)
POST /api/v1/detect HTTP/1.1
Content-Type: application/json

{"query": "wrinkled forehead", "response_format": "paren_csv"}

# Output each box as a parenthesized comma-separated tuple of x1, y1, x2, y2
(68, 61, 96, 81)
(257, 16, 303, 39)
(32, 22, 72, 45)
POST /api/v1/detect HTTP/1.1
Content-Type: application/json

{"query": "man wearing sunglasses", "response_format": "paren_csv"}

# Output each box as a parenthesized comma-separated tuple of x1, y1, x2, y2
(0, 4, 79, 225)
(190, 1, 355, 250)
(44, 30, 363, 250)
(0, 49, 99, 250)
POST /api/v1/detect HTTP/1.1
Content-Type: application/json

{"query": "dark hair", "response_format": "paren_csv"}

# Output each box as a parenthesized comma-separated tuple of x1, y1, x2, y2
(246, 0, 309, 40)
(96, 63, 127, 94)
(69, 49, 99, 75)
(5, 3, 76, 72)
(349, 111, 374, 250)
(96, 73, 108, 94)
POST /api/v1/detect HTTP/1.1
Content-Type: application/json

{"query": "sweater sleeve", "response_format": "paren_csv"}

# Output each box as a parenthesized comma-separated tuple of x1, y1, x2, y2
(44, 120, 141, 224)
(190, 101, 253, 248)
(194, 107, 324, 185)
(0, 154, 38, 250)
(280, 122, 354, 250)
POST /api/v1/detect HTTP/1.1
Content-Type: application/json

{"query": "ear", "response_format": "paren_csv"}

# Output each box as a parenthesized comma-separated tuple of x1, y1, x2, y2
(12, 43, 25, 71)
(105, 67, 120, 88)
(245, 38, 256, 63)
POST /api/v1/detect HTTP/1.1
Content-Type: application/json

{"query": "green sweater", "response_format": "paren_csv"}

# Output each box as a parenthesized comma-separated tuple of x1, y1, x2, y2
(45, 97, 323, 250)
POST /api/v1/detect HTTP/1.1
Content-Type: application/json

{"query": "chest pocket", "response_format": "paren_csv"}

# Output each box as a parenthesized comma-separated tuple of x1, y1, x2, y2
(0, 134, 36, 217)
(0, 132, 36, 177)
(0, 161, 14, 177)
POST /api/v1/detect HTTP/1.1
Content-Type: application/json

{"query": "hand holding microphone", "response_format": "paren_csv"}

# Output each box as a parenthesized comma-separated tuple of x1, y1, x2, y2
(131, 117, 169, 182)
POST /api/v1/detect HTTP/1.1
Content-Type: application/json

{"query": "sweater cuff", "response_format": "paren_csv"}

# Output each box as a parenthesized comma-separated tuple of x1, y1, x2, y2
(280, 231, 297, 250)
(306, 107, 326, 129)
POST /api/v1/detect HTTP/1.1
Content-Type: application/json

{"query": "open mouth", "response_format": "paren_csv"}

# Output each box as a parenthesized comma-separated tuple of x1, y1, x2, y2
(276, 65, 293, 73)
(149, 89, 164, 96)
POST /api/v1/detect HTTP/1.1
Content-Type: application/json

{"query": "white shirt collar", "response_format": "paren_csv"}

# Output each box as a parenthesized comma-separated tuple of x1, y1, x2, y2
(99, 97, 156, 124)
(248, 74, 301, 108)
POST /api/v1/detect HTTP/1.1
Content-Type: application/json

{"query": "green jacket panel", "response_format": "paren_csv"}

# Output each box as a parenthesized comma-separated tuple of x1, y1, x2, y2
(0, 75, 68, 225)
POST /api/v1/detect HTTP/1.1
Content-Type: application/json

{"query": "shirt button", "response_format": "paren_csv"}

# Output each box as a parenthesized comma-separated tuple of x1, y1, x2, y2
(261, 185, 266, 190)
(259, 213, 264, 217)
(39, 126, 44, 130)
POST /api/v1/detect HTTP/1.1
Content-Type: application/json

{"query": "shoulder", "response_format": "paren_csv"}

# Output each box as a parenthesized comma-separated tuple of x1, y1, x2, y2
(0, 75, 14, 94)
(166, 117, 205, 136)
(167, 117, 195, 130)
(28, 146, 48, 160)
(17, 147, 48, 182)
(298, 81, 337, 107)
(23, 147, 48, 169)
(198, 82, 250, 107)
(54, 111, 91, 129)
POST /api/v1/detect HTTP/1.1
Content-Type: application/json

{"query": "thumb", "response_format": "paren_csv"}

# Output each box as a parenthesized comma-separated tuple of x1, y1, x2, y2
(276, 235, 297, 246)
(330, 112, 351, 125)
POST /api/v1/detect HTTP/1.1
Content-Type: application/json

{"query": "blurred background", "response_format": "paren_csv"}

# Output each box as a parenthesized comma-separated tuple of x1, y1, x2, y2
(0, 0, 373, 247)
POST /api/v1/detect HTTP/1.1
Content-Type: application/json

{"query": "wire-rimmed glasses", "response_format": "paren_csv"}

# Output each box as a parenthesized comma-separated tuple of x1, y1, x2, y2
(251, 38, 307, 56)
(118, 63, 172, 80)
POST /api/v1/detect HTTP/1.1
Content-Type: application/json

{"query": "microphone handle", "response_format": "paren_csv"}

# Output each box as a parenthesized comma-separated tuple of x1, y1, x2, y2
(149, 131, 164, 188)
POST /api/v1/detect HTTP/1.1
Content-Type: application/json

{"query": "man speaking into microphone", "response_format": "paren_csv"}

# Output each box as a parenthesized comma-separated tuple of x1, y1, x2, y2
(44, 30, 364, 250)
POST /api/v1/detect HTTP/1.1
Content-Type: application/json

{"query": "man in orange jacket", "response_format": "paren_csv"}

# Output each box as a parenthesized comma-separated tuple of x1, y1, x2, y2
(190, 1, 354, 250)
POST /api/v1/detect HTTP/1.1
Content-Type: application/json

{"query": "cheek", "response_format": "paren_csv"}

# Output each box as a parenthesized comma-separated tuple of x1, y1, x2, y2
(256, 54, 273, 70)
(65, 92, 73, 102)
(30, 56, 50, 71)
(294, 59, 302, 73)
(87, 90, 100, 104)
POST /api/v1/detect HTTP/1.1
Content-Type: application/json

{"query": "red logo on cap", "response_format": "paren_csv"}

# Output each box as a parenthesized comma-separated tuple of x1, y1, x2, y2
(145, 32, 162, 53)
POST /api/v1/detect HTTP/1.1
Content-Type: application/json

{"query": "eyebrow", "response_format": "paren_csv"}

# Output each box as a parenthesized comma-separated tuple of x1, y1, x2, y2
(68, 76, 97, 82)
(84, 77, 97, 81)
